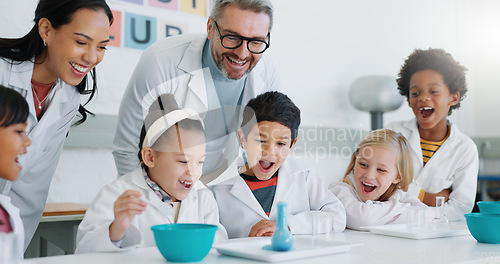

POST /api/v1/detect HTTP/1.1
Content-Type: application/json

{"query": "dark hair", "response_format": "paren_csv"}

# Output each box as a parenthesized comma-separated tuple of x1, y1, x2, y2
(0, 0, 113, 125)
(240, 91, 301, 145)
(0, 85, 29, 127)
(397, 48, 467, 115)
(138, 94, 205, 163)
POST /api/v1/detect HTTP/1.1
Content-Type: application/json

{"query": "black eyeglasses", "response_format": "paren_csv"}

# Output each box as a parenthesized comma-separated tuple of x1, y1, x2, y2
(213, 21, 270, 54)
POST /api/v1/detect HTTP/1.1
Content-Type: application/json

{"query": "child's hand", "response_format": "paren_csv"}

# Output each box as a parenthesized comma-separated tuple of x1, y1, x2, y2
(423, 188, 451, 206)
(248, 219, 277, 237)
(109, 190, 147, 241)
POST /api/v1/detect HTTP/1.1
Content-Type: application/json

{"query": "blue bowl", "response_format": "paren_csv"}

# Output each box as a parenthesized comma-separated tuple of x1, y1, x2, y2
(151, 223, 218, 262)
(464, 213, 500, 244)
(477, 201, 500, 214)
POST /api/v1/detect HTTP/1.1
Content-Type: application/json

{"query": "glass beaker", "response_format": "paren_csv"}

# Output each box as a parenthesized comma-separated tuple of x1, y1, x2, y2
(432, 196, 449, 229)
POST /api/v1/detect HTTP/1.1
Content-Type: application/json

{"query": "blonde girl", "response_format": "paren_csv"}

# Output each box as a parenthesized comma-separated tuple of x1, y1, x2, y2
(329, 129, 430, 230)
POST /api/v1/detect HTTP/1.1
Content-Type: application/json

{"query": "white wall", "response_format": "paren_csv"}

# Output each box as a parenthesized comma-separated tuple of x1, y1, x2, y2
(271, 0, 500, 134)
(2, 0, 500, 204)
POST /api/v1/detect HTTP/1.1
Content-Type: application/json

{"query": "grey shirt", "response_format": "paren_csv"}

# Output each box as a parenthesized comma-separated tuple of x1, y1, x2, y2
(201, 40, 246, 176)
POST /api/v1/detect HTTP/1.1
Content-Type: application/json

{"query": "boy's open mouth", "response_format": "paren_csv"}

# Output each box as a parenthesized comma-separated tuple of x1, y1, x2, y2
(179, 180, 193, 189)
(362, 182, 376, 193)
(419, 107, 434, 119)
(15, 156, 22, 170)
(258, 160, 275, 172)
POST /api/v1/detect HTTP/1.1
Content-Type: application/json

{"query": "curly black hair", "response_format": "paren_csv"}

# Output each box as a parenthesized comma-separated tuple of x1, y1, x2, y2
(397, 48, 467, 115)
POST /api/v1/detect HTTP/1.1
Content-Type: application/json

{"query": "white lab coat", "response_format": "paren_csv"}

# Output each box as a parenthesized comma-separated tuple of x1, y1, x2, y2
(112, 34, 280, 177)
(386, 119, 479, 221)
(0, 194, 24, 259)
(76, 166, 228, 254)
(329, 181, 434, 230)
(209, 158, 346, 238)
(0, 59, 80, 249)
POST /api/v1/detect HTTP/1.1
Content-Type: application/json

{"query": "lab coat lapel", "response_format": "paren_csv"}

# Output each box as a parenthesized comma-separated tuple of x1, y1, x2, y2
(131, 168, 175, 223)
(8, 61, 71, 138)
(230, 177, 269, 219)
(7, 61, 38, 132)
(177, 36, 209, 112)
(405, 119, 424, 168)
(176, 193, 197, 223)
(28, 81, 71, 138)
(147, 193, 176, 223)
(181, 68, 209, 114)
(269, 163, 297, 219)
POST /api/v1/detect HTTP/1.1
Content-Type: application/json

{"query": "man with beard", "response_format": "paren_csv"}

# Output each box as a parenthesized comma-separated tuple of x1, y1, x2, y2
(113, 0, 279, 184)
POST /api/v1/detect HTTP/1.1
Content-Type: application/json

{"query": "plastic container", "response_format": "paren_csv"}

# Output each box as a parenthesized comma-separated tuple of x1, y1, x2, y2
(464, 213, 500, 244)
(151, 223, 218, 262)
(477, 201, 500, 214)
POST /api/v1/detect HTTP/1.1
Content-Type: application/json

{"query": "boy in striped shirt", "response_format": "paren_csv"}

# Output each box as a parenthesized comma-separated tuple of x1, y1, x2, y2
(386, 48, 478, 220)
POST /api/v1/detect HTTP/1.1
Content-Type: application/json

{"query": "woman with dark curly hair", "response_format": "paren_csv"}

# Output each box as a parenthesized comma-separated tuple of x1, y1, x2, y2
(0, 0, 113, 250)
(386, 48, 478, 221)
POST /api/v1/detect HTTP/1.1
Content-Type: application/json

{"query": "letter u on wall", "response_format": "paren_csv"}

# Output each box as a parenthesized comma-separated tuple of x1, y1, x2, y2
(124, 13, 158, 50)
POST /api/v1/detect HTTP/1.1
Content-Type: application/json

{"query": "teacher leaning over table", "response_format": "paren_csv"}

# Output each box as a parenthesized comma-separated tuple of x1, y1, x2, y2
(0, 0, 113, 250)
(112, 0, 280, 184)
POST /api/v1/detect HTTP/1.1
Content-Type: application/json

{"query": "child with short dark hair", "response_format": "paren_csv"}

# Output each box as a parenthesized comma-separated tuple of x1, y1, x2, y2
(210, 91, 346, 238)
(0, 85, 31, 260)
(386, 48, 478, 220)
(76, 94, 227, 253)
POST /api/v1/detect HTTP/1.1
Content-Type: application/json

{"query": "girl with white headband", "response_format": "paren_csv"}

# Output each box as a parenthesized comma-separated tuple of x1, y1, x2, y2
(75, 94, 227, 253)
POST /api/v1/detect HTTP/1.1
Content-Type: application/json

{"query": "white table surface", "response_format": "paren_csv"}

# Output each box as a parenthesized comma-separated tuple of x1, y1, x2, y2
(21, 226, 500, 264)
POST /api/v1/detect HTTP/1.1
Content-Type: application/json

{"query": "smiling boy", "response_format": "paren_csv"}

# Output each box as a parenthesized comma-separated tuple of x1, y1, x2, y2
(386, 48, 479, 221)
(210, 91, 346, 238)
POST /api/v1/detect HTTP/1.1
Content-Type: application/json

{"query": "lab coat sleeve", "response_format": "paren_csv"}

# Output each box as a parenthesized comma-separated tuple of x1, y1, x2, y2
(287, 170, 346, 234)
(398, 189, 437, 222)
(76, 184, 143, 253)
(112, 47, 168, 176)
(444, 141, 479, 221)
(329, 182, 427, 230)
(199, 188, 228, 241)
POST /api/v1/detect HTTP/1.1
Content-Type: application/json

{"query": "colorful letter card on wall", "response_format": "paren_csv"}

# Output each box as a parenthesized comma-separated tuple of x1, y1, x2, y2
(121, 0, 144, 5)
(148, 0, 178, 11)
(124, 13, 158, 50)
(181, 0, 206, 16)
(109, 10, 122, 47)
(158, 19, 185, 38)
